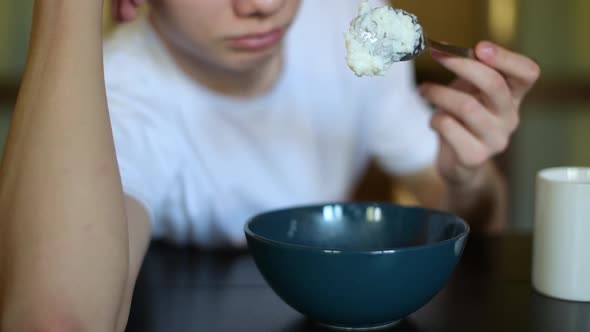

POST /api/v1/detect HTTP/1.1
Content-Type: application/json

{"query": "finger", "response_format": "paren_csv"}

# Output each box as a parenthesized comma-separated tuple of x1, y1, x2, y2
(449, 79, 479, 95)
(119, 0, 139, 22)
(112, 0, 121, 21)
(431, 51, 512, 115)
(420, 83, 508, 152)
(475, 41, 541, 99)
(430, 112, 490, 168)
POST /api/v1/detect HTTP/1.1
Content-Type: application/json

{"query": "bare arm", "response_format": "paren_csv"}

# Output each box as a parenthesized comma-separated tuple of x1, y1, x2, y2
(442, 162, 507, 233)
(398, 163, 507, 234)
(400, 41, 538, 233)
(0, 1, 132, 331)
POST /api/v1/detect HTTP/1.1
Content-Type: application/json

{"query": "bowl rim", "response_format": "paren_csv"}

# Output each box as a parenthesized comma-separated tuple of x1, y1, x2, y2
(244, 201, 470, 254)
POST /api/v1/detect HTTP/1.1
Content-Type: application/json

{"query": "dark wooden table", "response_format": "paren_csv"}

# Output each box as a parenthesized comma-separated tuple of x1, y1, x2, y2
(125, 233, 590, 332)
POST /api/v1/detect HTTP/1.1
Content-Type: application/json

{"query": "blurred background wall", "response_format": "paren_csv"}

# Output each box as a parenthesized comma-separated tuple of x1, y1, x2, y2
(0, 0, 588, 231)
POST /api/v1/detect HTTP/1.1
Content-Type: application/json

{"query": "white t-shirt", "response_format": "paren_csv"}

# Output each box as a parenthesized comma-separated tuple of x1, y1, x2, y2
(103, 1, 438, 248)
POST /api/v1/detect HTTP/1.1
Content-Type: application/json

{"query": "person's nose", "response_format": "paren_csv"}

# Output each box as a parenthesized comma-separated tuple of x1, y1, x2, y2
(233, 0, 285, 17)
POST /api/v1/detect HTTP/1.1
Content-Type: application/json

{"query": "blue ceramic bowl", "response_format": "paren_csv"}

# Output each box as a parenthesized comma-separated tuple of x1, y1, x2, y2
(244, 202, 469, 330)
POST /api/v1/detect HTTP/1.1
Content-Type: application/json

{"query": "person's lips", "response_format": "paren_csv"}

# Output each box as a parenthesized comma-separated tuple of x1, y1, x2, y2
(228, 28, 285, 51)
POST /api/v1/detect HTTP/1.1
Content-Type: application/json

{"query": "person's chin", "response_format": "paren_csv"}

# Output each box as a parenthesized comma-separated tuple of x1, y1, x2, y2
(227, 43, 283, 71)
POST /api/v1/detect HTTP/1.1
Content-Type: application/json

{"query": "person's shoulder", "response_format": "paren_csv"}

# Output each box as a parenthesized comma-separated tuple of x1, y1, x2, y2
(103, 17, 170, 90)
(102, 17, 182, 118)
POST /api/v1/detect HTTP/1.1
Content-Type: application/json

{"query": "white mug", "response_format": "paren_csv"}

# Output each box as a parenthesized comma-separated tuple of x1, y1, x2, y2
(532, 167, 590, 302)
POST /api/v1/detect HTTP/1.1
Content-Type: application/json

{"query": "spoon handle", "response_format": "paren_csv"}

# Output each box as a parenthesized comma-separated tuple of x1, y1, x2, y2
(427, 38, 475, 59)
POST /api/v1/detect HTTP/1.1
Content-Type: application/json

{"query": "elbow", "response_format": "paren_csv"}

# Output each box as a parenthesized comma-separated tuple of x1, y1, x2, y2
(32, 320, 85, 332)
(2, 312, 87, 332)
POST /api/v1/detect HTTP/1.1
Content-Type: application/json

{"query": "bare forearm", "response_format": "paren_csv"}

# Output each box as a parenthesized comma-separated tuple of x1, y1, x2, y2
(396, 162, 507, 234)
(1, 1, 128, 331)
(443, 162, 507, 234)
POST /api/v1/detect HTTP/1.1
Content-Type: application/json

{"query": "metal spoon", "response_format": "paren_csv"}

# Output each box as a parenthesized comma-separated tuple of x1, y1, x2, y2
(350, 7, 475, 63)
(399, 34, 475, 62)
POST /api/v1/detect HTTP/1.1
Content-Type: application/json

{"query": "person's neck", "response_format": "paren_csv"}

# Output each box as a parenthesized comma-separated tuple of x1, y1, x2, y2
(150, 17, 283, 98)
